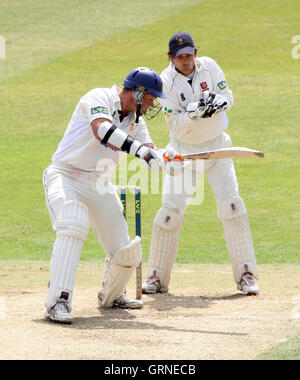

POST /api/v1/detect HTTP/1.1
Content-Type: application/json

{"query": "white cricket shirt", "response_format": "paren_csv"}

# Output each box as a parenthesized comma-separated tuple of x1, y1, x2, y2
(52, 85, 153, 172)
(159, 56, 234, 146)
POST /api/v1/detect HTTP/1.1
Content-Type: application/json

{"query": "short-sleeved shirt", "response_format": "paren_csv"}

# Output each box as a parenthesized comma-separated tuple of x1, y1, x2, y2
(52, 85, 153, 172)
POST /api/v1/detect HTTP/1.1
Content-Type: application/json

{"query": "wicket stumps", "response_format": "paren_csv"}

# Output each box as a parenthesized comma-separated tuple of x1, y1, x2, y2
(119, 186, 142, 300)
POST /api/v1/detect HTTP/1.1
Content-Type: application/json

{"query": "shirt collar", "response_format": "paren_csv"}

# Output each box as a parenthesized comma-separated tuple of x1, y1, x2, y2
(194, 58, 203, 72)
(111, 85, 122, 111)
(111, 85, 136, 123)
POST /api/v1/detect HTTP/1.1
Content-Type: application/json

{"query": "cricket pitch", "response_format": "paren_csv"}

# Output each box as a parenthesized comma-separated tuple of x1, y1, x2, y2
(0, 262, 299, 360)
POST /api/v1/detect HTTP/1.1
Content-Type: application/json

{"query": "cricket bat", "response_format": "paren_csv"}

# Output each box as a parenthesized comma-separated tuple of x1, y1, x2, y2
(166, 147, 264, 161)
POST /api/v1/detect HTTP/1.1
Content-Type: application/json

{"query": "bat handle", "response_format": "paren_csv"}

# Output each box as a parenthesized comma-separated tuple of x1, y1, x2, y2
(163, 153, 183, 161)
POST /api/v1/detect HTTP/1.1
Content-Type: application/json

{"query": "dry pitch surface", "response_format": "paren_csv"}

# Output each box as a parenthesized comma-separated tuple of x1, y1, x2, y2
(0, 262, 299, 360)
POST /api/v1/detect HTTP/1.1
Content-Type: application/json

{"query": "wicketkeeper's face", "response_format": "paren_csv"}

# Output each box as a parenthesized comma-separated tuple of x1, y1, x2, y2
(169, 51, 197, 76)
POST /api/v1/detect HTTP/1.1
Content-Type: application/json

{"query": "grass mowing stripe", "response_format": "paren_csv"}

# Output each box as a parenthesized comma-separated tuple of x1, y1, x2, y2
(0, 0, 204, 82)
(1, 0, 300, 263)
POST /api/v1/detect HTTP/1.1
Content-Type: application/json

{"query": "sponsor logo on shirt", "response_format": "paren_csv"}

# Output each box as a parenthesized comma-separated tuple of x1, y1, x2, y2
(217, 81, 227, 90)
(163, 107, 173, 119)
(91, 106, 109, 115)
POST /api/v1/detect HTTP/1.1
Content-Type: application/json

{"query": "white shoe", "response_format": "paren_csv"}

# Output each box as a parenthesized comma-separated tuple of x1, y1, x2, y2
(45, 302, 73, 324)
(237, 272, 259, 295)
(112, 294, 143, 309)
(142, 276, 164, 294)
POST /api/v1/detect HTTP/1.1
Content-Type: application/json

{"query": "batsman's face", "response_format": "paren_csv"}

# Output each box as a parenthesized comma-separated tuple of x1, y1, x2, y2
(140, 94, 156, 114)
(169, 52, 197, 76)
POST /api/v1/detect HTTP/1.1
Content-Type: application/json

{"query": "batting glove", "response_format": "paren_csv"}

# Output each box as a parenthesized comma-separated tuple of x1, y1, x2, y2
(161, 148, 185, 176)
(137, 146, 165, 172)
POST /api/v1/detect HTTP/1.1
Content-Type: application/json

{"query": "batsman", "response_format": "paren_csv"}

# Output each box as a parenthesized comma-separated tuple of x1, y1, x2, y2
(142, 32, 259, 296)
(43, 67, 174, 324)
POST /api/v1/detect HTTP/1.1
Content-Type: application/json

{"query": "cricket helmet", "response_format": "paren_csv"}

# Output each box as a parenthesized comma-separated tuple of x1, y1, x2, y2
(123, 67, 166, 99)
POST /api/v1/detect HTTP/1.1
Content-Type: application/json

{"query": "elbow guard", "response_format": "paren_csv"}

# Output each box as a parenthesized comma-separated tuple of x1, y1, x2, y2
(98, 121, 142, 156)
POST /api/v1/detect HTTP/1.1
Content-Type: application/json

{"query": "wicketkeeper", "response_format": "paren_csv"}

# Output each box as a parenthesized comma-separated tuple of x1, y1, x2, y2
(43, 67, 174, 324)
(142, 32, 259, 296)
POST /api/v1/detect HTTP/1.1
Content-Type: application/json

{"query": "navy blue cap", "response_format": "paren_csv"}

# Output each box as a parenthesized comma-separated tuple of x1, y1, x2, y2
(169, 32, 196, 58)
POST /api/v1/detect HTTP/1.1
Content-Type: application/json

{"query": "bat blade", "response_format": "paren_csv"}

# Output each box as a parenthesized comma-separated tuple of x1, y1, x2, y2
(180, 147, 264, 160)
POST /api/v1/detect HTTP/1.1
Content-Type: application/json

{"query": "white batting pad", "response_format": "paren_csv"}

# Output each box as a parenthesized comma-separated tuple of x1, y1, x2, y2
(98, 236, 142, 307)
(147, 207, 184, 291)
(218, 196, 258, 283)
(45, 201, 89, 309)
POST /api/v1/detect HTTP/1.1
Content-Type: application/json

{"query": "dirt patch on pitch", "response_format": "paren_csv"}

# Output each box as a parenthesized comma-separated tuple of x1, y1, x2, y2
(0, 262, 299, 360)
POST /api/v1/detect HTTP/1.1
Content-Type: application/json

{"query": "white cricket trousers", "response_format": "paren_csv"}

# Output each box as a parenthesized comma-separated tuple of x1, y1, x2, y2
(164, 133, 239, 213)
(147, 132, 258, 288)
(43, 165, 130, 257)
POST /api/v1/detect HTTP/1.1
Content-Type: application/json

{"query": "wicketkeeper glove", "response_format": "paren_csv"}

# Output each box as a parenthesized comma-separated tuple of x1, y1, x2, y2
(201, 92, 228, 118)
(187, 99, 207, 120)
(187, 93, 228, 120)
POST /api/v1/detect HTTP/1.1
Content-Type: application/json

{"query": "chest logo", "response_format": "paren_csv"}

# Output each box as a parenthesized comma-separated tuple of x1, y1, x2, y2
(180, 93, 186, 101)
(200, 82, 209, 91)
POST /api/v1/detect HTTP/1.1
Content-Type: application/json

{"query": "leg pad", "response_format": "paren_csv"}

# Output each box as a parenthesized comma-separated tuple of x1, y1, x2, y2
(98, 236, 142, 307)
(218, 196, 258, 282)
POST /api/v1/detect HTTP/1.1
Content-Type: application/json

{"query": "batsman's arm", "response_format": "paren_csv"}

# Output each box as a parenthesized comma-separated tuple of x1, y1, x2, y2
(91, 118, 159, 165)
(91, 118, 122, 151)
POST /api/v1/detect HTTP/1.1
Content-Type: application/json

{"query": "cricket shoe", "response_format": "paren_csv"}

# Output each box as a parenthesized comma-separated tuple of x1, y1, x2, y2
(142, 276, 165, 294)
(112, 294, 143, 309)
(237, 272, 259, 295)
(45, 302, 73, 324)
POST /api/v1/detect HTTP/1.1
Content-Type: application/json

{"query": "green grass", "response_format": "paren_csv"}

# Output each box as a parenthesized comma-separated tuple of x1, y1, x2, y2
(1, 0, 300, 360)
(1, 0, 299, 264)
(0, 1, 300, 263)
(256, 334, 300, 360)
(0, 0, 203, 81)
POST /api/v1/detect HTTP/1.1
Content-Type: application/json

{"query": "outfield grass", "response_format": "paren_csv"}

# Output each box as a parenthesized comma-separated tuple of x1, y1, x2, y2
(256, 334, 300, 360)
(1, 0, 299, 264)
(0, 0, 202, 81)
(1, 0, 300, 361)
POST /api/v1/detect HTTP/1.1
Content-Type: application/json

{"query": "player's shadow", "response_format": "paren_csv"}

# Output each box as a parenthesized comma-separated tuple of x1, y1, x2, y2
(143, 292, 244, 312)
(32, 292, 247, 337)
(33, 308, 246, 336)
